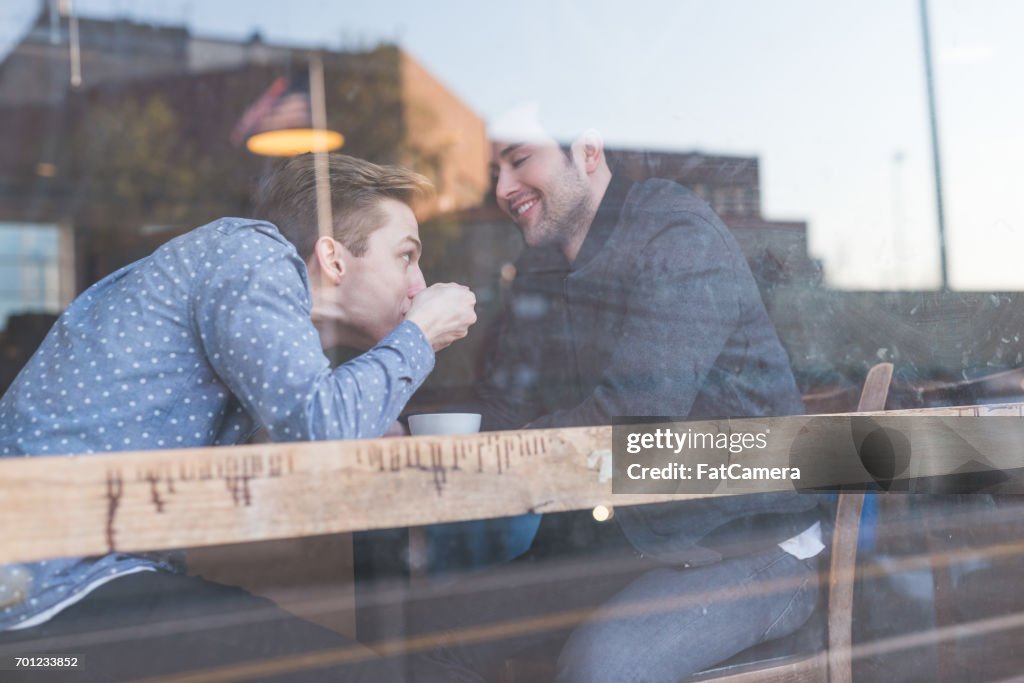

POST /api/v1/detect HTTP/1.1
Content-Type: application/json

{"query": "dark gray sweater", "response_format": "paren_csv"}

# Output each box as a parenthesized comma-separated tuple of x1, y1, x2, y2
(477, 175, 820, 564)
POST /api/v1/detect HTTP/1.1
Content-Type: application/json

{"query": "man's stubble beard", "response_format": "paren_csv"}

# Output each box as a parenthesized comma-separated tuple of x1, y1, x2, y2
(530, 164, 593, 250)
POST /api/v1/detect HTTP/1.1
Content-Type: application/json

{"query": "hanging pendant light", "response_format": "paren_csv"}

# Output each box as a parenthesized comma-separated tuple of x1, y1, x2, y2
(231, 69, 343, 157)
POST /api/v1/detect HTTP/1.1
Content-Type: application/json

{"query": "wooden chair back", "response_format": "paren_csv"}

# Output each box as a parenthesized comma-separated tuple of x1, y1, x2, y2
(691, 362, 893, 683)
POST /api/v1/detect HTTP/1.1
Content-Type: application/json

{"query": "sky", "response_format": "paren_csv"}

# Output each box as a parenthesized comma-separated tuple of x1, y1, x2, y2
(2, 0, 1021, 290)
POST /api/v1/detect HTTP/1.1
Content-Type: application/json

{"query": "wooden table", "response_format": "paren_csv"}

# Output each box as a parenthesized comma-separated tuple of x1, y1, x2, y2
(2, 402, 1019, 566)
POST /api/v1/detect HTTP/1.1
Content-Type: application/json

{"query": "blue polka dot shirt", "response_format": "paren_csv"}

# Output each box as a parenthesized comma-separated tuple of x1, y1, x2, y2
(0, 218, 434, 630)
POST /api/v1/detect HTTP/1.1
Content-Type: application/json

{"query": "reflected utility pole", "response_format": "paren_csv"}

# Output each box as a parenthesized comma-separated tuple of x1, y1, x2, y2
(919, 0, 949, 290)
(891, 150, 906, 288)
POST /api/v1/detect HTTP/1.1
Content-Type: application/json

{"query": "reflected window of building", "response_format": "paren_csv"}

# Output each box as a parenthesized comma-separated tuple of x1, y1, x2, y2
(0, 223, 62, 328)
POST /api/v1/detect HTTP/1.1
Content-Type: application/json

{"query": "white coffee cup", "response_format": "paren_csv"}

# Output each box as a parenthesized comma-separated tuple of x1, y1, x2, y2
(408, 412, 482, 436)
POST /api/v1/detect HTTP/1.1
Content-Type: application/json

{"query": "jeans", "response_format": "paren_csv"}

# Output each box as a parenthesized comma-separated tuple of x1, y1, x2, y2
(402, 540, 820, 682)
(556, 546, 820, 683)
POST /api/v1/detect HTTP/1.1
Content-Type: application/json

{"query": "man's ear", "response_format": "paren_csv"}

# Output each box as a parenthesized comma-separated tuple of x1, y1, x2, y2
(576, 128, 605, 175)
(313, 236, 347, 285)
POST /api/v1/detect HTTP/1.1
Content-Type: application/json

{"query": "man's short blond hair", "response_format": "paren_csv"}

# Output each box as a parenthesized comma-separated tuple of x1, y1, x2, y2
(255, 153, 433, 262)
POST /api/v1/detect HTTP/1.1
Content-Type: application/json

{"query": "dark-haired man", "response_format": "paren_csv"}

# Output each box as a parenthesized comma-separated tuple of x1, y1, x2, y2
(473, 106, 825, 682)
(0, 153, 476, 680)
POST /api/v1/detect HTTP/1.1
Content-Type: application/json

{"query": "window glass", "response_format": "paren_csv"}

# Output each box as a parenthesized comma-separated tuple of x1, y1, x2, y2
(1, 2, 1022, 680)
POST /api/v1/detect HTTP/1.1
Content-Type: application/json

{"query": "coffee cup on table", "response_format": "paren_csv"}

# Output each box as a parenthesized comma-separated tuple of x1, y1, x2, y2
(407, 412, 482, 436)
